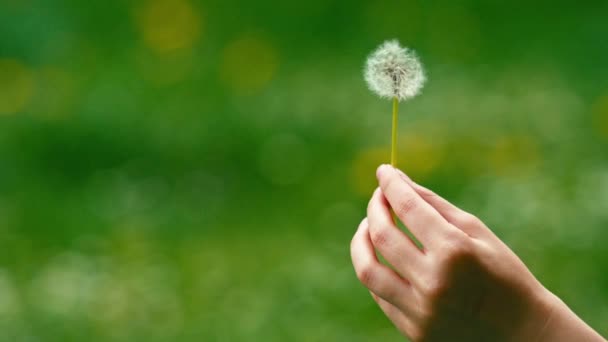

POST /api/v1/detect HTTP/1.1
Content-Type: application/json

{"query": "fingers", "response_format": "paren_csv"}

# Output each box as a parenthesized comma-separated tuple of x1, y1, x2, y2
(367, 187, 426, 284)
(370, 292, 417, 339)
(410, 182, 465, 223)
(376, 165, 454, 247)
(394, 168, 492, 239)
(411, 182, 490, 238)
(350, 218, 415, 310)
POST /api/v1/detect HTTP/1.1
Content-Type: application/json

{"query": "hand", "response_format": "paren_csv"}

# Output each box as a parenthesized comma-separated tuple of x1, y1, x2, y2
(350, 165, 606, 342)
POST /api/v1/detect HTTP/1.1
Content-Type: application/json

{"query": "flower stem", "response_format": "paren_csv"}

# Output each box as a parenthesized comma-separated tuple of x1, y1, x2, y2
(391, 97, 399, 166)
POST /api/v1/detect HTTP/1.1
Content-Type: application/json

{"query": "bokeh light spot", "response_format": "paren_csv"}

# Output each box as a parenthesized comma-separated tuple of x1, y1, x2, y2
(31, 67, 76, 119)
(398, 134, 444, 180)
(489, 135, 541, 177)
(591, 93, 608, 139)
(350, 147, 387, 197)
(136, 0, 202, 55)
(220, 36, 278, 94)
(0, 59, 34, 115)
(29, 253, 97, 316)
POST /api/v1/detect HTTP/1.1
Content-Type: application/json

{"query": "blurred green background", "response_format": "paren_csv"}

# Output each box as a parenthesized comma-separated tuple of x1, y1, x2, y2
(1, 0, 608, 340)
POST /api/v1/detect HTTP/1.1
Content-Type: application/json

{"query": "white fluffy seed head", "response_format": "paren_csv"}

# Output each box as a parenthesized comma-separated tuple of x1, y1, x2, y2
(364, 40, 426, 101)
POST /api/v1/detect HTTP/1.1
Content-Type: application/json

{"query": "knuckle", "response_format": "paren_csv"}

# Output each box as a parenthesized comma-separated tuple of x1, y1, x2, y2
(355, 264, 376, 287)
(420, 277, 449, 302)
(459, 212, 482, 228)
(396, 194, 418, 216)
(369, 225, 392, 248)
(439, 230, 472, 262)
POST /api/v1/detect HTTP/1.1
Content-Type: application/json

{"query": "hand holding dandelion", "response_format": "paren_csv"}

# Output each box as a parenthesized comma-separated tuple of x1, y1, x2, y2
(354, 42, 606, 342)
(350, 166, 608, 342)
(364, 40, 425, 166)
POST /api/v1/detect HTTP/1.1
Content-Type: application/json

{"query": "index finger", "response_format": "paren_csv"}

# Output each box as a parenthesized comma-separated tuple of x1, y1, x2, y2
(376, 164, 453, 247)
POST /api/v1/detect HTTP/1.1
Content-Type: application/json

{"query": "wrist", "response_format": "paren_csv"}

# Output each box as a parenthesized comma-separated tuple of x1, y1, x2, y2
(505, 285, 556, 342)
(533, 290, 606, 342)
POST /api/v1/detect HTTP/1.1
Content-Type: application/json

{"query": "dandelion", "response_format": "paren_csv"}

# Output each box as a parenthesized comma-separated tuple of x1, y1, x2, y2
(364, 40, 426, 166)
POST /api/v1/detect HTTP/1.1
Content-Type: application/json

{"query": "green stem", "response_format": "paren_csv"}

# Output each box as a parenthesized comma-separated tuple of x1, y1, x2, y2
(391, 97, 399, 166)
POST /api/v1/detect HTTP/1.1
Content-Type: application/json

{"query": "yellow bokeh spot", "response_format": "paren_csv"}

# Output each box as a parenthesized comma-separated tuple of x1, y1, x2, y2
(351, 136, 444, 197)
(0, 59, 34, 115)
(136, 0, 202, 55)
(591, 93, 608, 139)
(220, 36, 278, 94)
(351, 147, 388, 197)
(32, 67, 76, 119)
(398, 134, 444, 181)
(489, 136, 541, 177)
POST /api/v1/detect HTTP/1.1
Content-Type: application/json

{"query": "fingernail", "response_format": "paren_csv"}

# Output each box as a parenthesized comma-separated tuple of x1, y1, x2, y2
(376, 164, 392, 179)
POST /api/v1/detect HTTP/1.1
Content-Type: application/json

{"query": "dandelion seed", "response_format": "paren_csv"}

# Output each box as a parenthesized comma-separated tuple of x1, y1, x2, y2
(365, 40, 425, 101)
(364, 40, 426, 166)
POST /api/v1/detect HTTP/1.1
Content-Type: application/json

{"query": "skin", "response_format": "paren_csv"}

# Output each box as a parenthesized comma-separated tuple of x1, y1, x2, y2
(350, 164, 606, 342)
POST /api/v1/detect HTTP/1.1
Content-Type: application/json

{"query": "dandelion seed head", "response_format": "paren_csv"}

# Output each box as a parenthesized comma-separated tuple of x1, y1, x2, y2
(364, 40, 426, 101)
